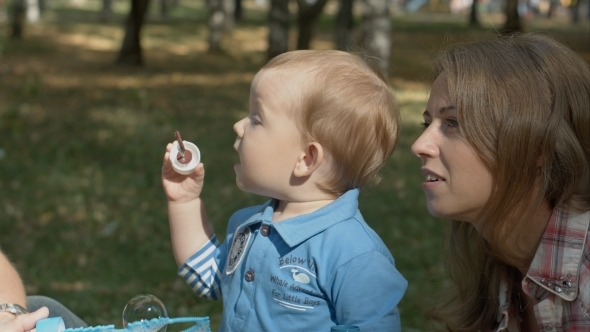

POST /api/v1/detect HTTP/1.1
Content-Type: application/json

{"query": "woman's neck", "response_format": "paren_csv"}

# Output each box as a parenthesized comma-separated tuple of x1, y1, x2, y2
(506, 200, 553, 276)
(477, 199, 553, 274)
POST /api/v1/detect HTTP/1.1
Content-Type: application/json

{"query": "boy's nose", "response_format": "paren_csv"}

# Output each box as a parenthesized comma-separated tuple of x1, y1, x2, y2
(233, 118, 247, 138)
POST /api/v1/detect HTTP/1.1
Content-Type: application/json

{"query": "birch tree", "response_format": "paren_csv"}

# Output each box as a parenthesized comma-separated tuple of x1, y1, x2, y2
(359, 0, 391, 75)
(26, 0, 39, 22)
(207, 0, 234, 53)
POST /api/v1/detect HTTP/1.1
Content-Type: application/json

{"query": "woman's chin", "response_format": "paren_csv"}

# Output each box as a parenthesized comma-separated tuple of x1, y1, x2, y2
(426, 203, 454, 220)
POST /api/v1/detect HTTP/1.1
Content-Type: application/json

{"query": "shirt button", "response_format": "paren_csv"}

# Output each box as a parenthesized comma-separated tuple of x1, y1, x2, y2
(260, 225, 270, 237)
(245, 270, 255, 282)
(528, 282, 536, 289)
(545, 325, 553, 331)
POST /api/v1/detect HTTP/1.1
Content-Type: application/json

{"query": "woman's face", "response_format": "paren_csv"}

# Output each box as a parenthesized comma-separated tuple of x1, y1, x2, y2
(411, 74, 493, 225)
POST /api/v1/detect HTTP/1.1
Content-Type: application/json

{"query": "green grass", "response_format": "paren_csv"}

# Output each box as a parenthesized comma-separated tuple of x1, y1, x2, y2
(0, 1, 588, 331)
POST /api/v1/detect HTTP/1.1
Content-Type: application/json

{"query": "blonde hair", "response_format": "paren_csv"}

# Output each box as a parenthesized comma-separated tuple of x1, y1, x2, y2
(262, 50, 400, 196)
(427, 34, 590, 331)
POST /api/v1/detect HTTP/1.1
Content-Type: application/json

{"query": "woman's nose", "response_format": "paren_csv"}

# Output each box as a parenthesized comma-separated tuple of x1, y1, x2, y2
(411, 128, 438, 159)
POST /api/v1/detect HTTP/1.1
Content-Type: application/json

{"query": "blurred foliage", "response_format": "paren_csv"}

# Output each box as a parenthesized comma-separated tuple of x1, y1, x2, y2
(0, 1, 588, 331)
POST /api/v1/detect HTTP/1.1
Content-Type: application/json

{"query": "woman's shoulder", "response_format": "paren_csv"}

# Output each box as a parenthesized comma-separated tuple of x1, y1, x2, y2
(576, 209, 590, 319)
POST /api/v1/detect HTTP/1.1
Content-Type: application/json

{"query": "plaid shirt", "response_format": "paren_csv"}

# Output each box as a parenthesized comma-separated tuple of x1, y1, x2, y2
(496, 208, 590, 332)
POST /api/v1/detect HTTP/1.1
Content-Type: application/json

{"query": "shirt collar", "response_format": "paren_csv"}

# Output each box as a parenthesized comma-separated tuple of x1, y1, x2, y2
(525, 208, 590, 301)
(236, 189, 360, 247)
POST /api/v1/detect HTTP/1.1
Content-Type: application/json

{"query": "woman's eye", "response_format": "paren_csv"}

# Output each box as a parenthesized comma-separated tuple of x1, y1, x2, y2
(445, 118, 459, 128)
(420, 121, 431, 129)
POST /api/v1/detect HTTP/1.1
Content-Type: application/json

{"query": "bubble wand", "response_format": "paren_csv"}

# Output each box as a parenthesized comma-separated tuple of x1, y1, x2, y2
(175, 131, 192, 164)
(170, 131, 200, 175)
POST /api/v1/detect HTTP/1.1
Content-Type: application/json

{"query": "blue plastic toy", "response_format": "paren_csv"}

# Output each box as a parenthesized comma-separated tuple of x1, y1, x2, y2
(35, 316, 211, 332)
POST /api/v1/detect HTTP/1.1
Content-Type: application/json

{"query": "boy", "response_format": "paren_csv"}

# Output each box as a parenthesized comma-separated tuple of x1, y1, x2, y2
(162, 50, 407, 331)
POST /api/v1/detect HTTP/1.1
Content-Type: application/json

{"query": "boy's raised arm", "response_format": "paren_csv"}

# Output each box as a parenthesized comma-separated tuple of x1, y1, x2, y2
(162, 143, 215, 266)
(167, 197, 214, 266)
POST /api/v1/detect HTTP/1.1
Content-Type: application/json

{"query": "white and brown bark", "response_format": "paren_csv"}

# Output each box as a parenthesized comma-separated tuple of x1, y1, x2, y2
(360, 0, 392, 75)
(207, 0, 234, 53)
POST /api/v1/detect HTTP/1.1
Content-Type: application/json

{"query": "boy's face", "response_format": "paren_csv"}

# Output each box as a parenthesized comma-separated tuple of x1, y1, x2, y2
(233, 69, 304, 199)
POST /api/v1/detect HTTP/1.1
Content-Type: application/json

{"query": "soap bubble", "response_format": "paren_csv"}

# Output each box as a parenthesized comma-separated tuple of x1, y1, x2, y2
(122, 294, 168, 332)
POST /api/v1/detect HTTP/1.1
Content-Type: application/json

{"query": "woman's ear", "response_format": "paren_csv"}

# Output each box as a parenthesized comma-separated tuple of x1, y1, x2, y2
(293, 142, 324, 177)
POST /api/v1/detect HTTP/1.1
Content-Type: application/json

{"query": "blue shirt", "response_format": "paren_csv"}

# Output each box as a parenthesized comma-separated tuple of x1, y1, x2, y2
(178, 189, 408, 331)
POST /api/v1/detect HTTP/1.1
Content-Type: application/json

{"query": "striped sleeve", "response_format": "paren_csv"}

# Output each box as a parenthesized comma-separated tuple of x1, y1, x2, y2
(177, 235, 223, 300)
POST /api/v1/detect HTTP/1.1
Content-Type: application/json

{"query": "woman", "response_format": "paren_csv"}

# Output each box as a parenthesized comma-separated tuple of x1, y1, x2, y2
(0, 250, 87, 331)
(0, 251, 47, 332)
(412, 35, 589, 331)
(0, 307, 48, 332)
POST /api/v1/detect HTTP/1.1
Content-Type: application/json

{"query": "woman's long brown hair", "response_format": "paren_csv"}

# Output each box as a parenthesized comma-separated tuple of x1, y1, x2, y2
(426, 34, 590, 331)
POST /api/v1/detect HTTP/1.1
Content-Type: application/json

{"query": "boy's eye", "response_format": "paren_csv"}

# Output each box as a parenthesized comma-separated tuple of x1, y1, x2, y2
(250, 116, 261, 126)
(420, 121, 431, 129)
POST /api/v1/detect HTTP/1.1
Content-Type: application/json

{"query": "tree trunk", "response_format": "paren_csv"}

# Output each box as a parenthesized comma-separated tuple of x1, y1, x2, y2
(38, 0, 46, 14)
(547, 0, 558, 18)
(268, 0, 290, 60)
(26, 0, 39, 22)
(224, 0, 235, 30)
(11, 0, 26, 38)
(469, 0, 479, 27)
(235, 0, 242, 21)
(101, 0, 113, 21)
(295, 0, 329, 50)
(503, 0, 522, 34)
(335, 0, 355, 51)
(570, 0, 581, 23)
(160, 0, 168, 18)
(116, 0, 151, 66)
(207, 0, 234, 53)
(360, 0, 392, 75)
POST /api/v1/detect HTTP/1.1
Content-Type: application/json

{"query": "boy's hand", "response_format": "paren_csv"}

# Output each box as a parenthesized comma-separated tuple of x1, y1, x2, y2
(162, 142, 205, 203)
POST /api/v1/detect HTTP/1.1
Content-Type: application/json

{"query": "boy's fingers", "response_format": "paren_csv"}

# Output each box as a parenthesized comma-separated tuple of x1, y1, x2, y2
(194, 163, 205, 176)
(163, 142, 181, 167)
(163, 151, 170, 166)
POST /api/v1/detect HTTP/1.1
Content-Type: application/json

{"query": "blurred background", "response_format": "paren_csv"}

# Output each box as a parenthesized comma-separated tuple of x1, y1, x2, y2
(0, 0, 588, 330)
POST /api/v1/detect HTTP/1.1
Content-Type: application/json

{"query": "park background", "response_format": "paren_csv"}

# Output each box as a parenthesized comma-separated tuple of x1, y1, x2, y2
(0, 0, 588, 330)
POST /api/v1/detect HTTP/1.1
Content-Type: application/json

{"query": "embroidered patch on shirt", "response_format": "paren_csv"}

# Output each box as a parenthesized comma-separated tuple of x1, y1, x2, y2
(226, 227, 251, 275)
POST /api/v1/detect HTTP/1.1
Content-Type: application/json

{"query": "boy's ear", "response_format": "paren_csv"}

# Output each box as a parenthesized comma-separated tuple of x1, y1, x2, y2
(293, 142, 324, 177)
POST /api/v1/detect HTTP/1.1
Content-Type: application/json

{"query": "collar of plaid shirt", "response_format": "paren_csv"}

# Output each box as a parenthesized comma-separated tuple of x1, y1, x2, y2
(525, 208, 589, 301)
(496, 208, 590, 331)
